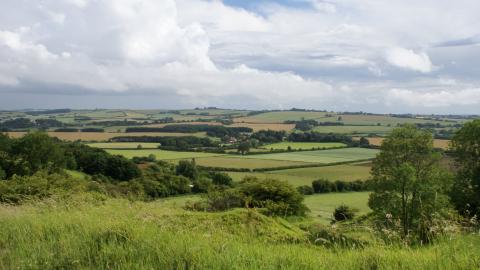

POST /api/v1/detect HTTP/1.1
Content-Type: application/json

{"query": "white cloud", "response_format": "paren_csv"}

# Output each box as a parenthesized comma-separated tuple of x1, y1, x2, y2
(386, 47, 433, 73)
(387, 88, 480, 107)
(0, 0, 479, 113)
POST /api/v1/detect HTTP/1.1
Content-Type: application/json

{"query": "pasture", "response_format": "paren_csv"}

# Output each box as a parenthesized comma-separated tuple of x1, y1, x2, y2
(227, 163, 371, 186)
(239, 148, 379, 164)
(262, 142, 346, 150)
(193, 156, 310, 169)
(87, 142, 160, 149)
(235, 111, 332, 123)
(106, 149, 223, 160)
(312, 125, 392, 135)
(227, 122, 295, 131)
(304, 192, 371, 224)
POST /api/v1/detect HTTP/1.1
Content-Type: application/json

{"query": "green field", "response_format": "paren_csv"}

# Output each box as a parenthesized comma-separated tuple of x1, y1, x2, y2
(304, 192, 371, 224)
(227, 163, 372, 187)
(236, 111, 332, 123)
(240, 148, 379, 164)
(193, 156, 310, 169)
(87, 142, 160, 149)
(262, 142, 346, 150)
(106, 149, 223, 160)
(312, 125, 393, 135)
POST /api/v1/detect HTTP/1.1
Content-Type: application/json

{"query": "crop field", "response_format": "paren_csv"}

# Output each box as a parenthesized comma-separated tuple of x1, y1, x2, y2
(234, 111, 332, 123)
(312, 125, 393, 135)
(227, 163, 371, 186)
(262, 142, 346, 150)
(364, 137, 451, 150)
(239, 148, 379, 164)
(6, 131, 206, 141)
(227, 122, 295, 131)
(87, 142, 160, 149)
(304, 192, 371, 224)
(105, 149, 223, 160)
(192, 156, 310, 169)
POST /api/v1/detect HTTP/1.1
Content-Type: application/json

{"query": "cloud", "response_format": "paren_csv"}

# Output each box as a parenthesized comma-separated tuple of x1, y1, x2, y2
(385, 47, 433, 73)
(0, 0, 479, 113)
(387, 88, 480, 107)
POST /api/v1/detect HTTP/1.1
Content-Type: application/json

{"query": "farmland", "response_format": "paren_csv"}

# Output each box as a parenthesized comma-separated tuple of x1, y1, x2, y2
(6, 131, 206, 141)
(312, 125, 392, 135)
(227, 163, 371, 186)
(240, 148, 379, 164)
(364, 137, 451, 149)
(193, 156, 310, 169)
(262, 142, 346, 150)
(235, 111, 332, 123)
(228, 122, 295, 131)
(87, 142, 160, 149)
(105, 149, 223, 160)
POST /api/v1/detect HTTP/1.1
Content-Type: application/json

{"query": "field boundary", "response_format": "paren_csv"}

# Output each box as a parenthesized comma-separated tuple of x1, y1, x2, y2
(198, 158, 375, 172)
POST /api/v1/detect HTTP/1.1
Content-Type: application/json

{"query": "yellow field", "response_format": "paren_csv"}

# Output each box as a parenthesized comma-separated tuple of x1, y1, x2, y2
(6, 132, 206, 141)
(360, 137, 450, 149)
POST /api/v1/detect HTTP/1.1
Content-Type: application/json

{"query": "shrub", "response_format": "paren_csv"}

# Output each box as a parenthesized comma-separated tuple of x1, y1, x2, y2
(312, 179, 336, 193)
(210, 172, 233, 186)
(297, 185, 314, 195)
(238, 177, 308, 216)
(333, 205, 356, 221)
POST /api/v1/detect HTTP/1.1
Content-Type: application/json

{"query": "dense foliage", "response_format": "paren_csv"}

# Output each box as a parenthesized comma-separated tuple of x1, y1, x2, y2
(450, 119, 480, 218)
(125, 125, 253, 137)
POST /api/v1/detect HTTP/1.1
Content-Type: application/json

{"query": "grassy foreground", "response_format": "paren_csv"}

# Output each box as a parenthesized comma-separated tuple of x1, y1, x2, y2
(0, 196, 479, 270)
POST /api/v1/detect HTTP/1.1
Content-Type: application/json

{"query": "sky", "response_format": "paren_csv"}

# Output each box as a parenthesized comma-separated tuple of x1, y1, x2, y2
(0, 0, 479, 113)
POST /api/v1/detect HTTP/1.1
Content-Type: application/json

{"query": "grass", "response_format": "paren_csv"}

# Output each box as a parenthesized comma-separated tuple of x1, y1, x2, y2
(0, 196, 479, 269)
(227, 123, 295, 131)
(304, 192, 371, 224)
(106, 149, 223, 160)
(262, 142, 346, 150)
(240, 148, 379, 164)
(193, 156, 310, 169)
(312, 125, 393, 135)
(227, 163, 372, 187)
(87, 142, 160, 149)
(235, 111, 331, 123)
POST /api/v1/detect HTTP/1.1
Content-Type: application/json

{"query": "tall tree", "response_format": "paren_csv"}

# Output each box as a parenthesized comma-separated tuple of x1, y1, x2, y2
(450, 119, 480, 217)
(368, 125, 452, 242)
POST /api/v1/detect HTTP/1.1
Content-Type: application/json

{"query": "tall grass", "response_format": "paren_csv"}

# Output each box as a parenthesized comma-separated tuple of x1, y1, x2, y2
(0, 195, 479, 269)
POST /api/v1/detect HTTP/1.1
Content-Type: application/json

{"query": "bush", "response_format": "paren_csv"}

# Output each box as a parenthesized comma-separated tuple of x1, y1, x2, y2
(238, 177, 308, 216)
(312, 179, 336, 193)
(297, 185, 314, 195)
(210, 172, 233, 186)
(333, 205, 356, 221)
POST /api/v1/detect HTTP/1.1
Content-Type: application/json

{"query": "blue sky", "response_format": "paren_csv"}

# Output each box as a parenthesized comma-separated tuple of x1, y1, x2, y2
(0, 0, 479, 113)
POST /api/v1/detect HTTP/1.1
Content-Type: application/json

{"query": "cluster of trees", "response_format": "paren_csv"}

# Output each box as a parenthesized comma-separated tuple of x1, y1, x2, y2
(54, 128, 105, 132)
(125, 125, 253, 138)
(0, 118, 64, 130)
(288, 132, 354, 144)
(250, 130, 286, 143)
(284, 119, 344, 131)
(0, 132, 140, 181)
(25, 109, 71, 116)
(296, 179, 370, 195)
(111, 136, 219, 151)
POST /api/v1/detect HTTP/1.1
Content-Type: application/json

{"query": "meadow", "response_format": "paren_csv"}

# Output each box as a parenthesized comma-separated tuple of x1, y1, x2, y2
(106, 149, 223, 160)
(304, 192, 371, 224)
(0, 197, 478, 270)
(262, 142, 346, 150)
(227, 163, 372, 186)
(87, 142, 160, 149)
(363, 137, 451, 150)
(312, 125, 393, 135)
(240, 148, 379, 164)
(227, 122, 295, 131)
(192, 156, 310, 169)
(234, 111, 332, 123)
